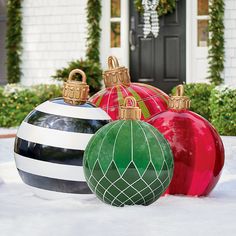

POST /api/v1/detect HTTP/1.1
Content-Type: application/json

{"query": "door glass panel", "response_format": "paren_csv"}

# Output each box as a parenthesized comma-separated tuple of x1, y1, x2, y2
(111, 22, 121, 47)
(198, 20, 208, 47)
(111, 0, 120, 17)
(198, 0, 208, 15)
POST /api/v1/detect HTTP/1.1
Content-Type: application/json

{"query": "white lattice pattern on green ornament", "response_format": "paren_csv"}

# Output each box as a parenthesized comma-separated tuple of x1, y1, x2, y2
(84, 120, 173, 206)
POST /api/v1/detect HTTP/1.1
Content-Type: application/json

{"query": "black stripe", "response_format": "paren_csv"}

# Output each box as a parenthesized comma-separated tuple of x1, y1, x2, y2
(14, 137, 84, 166)
(18, 169, 92, 194)
(24, 110, 109, 134)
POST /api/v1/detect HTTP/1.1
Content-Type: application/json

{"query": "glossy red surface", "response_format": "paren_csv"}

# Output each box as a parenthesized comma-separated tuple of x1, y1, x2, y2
(149, 109, 225, 196)
(89, 83, 169, 121)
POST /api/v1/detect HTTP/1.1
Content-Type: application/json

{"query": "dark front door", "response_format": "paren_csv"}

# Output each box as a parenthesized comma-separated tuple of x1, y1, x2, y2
(129, 0, 186, 94)
(0, 0, 7, 85)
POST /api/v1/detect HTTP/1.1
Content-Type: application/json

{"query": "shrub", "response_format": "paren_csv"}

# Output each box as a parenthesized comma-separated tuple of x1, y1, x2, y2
(0, 84, 62, 127)
(52, 59, 102, 95)
(172, 83, 215, 121)
(210, 86, 236, 136)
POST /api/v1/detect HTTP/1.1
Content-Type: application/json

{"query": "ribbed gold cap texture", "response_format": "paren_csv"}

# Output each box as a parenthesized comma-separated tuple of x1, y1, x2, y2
(119, 96, 141, 120)
(103, 56, 131, 88)
(168, 85, 191, 110)
(63, 69, 89, 105)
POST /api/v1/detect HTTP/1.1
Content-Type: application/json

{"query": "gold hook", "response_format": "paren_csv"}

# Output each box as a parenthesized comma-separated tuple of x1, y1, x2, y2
(175, 85, 184, 96)
(168, 84, 190, 110)
(124, 96, 137, 108)
(108, 56, 120, 69)
(119, 96, 141, 120)
(63, 69, 89, 105)
(68, 69, 87, 83)
(103, 56, 131, 87)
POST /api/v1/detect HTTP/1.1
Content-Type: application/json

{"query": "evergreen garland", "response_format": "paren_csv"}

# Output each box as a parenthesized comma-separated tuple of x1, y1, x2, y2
(208, 0, 225, 85)
(6, 0, 23, 83)
(134, 0, 176, 16)
(86, 0, 102, 63)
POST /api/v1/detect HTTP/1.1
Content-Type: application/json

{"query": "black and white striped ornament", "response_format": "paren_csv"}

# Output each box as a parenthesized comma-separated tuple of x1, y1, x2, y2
(14, 69, 111, 199)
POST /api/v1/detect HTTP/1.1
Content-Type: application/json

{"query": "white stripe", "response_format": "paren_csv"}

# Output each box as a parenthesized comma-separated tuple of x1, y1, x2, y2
(15, 153, 86, 181)
(17, 122, 93, 150)
(35, 100, 111, 120)
(28, 186, 94, 200)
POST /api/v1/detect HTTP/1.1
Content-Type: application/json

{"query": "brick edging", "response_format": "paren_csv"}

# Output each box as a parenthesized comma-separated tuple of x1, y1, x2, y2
(0, 134, 16, 139)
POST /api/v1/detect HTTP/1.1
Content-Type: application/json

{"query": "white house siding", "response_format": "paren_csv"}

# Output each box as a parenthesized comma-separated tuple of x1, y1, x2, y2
(223, 0, 236, 87)
(21, 0, 88, 85)
(20, 0, 235, 87)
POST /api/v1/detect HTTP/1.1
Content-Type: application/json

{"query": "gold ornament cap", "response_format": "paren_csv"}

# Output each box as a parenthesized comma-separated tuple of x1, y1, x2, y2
(103, 56, 131, 88)
(63, 69, 89, 105)
(119, 96, 141, 120)
(168, 85, 191, 110)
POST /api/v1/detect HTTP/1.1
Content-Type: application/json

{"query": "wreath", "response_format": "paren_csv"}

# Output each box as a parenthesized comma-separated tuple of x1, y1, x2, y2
(134, 0, 176, 16)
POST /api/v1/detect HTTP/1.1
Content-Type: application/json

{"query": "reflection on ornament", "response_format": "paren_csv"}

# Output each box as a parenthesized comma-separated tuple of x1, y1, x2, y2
(89, 56, 168, 121)
(149, 85, 225, 196)
(14, 69, 110, 199)
(84, 96, 174, 206)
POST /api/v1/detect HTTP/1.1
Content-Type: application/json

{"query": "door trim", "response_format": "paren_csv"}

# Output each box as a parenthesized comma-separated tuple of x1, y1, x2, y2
(186, 0, 192, 83)
(100, 0, 129, 69)
(186, 0, 210, 84)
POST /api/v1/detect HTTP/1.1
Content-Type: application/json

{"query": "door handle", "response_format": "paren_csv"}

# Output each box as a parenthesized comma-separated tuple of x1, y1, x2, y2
(129, 30, 136, 51)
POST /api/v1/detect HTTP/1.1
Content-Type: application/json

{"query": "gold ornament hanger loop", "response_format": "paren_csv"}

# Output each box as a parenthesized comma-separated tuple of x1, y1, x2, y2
(68, 69, 87, 83)
(119, 96, 141, 120)
(63, 69, 89, 105)
(103, 56, 131, 87)
(175, 84, 184, 96)
(108, 56, 120, 70)
(168, 84, 191, 110)
(123, 96, 137, 108)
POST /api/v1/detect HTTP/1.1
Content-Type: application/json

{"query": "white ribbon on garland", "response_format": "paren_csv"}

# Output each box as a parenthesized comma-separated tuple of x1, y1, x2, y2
(142, 0, 160, 38)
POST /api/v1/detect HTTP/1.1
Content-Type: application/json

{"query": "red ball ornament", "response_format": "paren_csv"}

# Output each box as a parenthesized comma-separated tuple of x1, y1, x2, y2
(89, 56, 169, 121)
(149, 85, 225, 196)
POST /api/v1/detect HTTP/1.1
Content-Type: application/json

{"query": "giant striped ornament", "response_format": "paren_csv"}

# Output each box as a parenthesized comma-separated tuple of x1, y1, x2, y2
(89, 83, 169, 121)
(14, 98, 110, 199)
(89, 56, 169, 122)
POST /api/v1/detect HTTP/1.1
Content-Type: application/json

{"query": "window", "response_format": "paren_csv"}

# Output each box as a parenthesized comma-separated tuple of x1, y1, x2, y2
(198, 0, 208, 15)
(197, 0, 209, 47)
(110, 0, 121, 47)
(198, 20, 208, 47)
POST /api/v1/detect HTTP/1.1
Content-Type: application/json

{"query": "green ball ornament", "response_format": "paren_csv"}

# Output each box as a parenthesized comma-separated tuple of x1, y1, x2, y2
(83, 97, 174, 206)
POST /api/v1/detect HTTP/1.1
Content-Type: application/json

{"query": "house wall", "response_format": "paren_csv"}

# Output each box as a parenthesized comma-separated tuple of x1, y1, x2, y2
(21, 0, 87, 85)
(223, 0, 236, 87)
(20, 0, 235, 87)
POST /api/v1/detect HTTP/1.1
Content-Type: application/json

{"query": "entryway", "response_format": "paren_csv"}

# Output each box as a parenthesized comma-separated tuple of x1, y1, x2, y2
(100, 0, 210, 93)
(129, 0, 186, 93)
